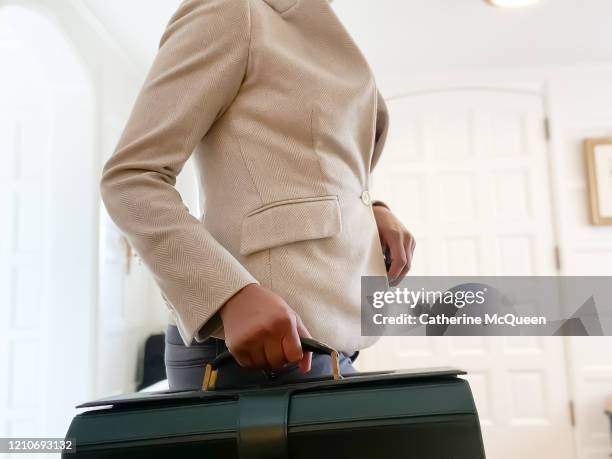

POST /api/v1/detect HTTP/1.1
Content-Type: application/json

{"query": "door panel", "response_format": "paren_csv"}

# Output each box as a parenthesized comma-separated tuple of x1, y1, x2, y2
(0, 88, 50, 441)
(362, 89, 574, 459)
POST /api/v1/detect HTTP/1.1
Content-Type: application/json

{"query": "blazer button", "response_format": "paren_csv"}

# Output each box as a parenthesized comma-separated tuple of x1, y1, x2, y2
(361, 190, 372, 206)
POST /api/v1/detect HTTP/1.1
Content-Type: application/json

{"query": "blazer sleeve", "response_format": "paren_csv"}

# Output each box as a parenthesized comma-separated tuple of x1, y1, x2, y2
(371, 89, 391, 210)
(370, 89, 390, 171)
(100, 0, 257, 346)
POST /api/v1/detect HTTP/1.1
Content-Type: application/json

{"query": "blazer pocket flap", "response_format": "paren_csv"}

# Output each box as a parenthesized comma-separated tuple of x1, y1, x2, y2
(240, 196, 342, 256)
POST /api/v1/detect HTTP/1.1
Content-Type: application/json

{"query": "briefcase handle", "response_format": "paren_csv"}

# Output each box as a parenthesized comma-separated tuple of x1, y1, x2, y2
(202, 337, 343, 391)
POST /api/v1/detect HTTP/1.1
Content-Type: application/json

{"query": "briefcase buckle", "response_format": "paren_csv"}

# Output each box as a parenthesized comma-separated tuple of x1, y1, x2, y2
(202, 364, 218, 391)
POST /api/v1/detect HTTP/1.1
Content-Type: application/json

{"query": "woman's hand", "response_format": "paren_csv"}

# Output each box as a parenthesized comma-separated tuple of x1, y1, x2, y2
(372, 204, 416, 286)
(219, 284, 312, 372)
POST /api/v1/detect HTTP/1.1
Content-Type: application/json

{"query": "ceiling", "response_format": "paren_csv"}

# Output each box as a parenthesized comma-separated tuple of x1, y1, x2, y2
(80, 0, 612, 78)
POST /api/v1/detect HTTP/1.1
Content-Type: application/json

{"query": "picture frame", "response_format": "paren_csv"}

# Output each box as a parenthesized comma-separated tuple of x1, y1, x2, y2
(584, 137, 612, 225)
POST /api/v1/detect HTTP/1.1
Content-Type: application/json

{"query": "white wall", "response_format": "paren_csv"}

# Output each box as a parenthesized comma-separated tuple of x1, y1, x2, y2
(334, 0, 612, 79)
(545, 65, 612, 459)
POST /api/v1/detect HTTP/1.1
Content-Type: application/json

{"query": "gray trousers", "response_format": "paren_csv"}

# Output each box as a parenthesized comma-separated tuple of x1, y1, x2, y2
(165, 325, 358, 391)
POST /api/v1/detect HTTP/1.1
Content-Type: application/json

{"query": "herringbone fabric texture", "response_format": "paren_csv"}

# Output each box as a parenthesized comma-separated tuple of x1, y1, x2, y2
(100, 0, 389, 353)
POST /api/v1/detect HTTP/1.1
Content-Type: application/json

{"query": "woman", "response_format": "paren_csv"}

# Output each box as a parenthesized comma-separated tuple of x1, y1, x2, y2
(100, 0, 415, 390)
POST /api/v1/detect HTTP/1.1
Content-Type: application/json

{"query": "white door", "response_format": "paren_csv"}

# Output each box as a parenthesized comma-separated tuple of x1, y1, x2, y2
(0, 6, 97, 443)
(360, 89, 575, 459)
(0, 75, 52, 442)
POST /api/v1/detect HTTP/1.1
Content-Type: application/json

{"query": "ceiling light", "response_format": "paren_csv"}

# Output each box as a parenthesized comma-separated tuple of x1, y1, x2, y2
(486, 0, 541, 8)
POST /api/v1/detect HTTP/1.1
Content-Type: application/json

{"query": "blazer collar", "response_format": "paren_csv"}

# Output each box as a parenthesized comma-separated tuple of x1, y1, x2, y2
(262, 0, 299, 13)
(262, 0, 333, 14)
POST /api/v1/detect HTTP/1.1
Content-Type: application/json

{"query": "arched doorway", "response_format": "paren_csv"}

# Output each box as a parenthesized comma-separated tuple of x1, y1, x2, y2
(0, 4, 97, 437)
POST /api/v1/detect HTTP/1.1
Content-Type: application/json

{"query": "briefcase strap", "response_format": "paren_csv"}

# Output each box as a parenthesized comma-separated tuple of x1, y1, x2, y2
(238, 389, 292, 459)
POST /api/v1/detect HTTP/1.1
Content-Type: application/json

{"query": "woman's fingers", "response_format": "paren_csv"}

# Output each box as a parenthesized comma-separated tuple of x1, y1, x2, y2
(247, 343, 269, 368)
(295, 315, 312, 373)
(232, 350, 255, 368)
(394, 238, 414, 284)
(221, 284, 306, 369)
(387, 229, 416, 286)
(264, 339, 288, 369)
(386, 231, 408, 282)
(371, 205, 416, 286)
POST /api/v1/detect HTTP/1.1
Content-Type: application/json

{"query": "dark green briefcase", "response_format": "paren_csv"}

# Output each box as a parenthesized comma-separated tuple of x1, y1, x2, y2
(65, 339, 486, 458)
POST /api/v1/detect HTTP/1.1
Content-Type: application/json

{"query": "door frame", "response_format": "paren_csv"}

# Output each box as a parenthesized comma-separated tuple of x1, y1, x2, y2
(381, 76, 579, 457)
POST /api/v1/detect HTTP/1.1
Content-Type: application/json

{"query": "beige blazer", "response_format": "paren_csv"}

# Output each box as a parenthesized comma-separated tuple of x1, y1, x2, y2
(100, 0, 390, 353)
